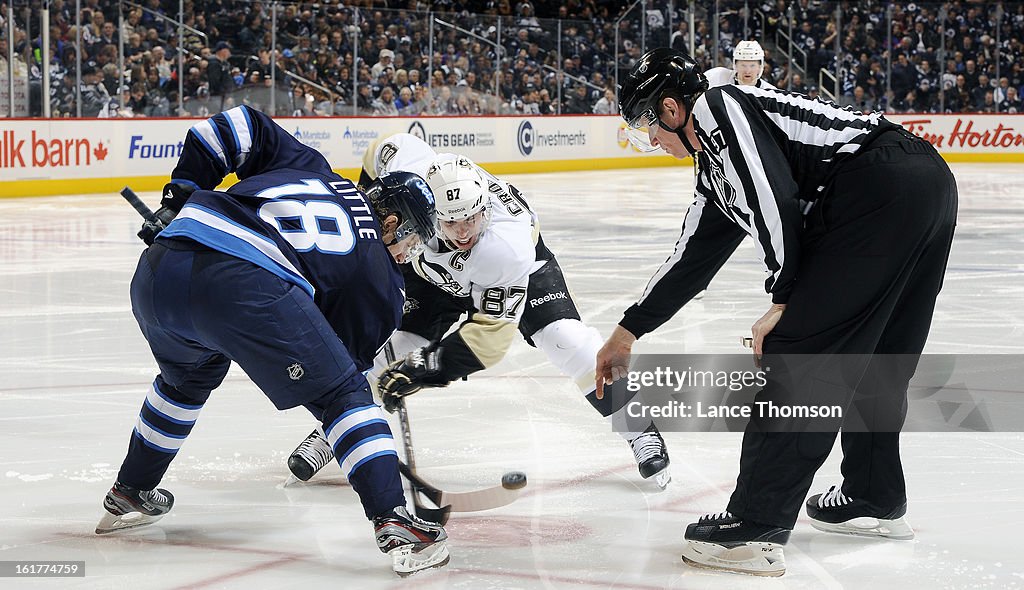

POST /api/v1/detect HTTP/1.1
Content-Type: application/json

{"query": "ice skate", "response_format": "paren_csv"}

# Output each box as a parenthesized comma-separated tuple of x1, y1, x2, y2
(681, 511, 790, 577)
(806, 485, 915, 540)
(374, 505, 450, 576)
(629, 423, 671, 489)
(95, 481, 174, 534)
(287, 428, 335, 482)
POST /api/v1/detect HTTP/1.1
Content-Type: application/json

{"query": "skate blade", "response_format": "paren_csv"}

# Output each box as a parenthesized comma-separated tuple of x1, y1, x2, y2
(95, 511, 166, 535)
(390, 541, 450, 577)
(810, 516, 915, 540)
(681, 541, 786, 577)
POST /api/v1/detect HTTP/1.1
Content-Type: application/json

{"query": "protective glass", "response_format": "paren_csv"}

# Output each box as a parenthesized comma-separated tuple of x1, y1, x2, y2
(625, 108, 664, 153)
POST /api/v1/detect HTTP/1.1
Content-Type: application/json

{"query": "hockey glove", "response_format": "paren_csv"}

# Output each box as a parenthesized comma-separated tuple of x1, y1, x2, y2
(379, 347, 449, 413)
(138, 181, 194, 245)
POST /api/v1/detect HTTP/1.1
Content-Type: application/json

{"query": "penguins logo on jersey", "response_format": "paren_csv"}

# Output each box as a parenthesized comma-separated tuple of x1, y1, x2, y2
(403, 297, 420, 314)
(417, 258, 466, 296)
(380, 143, 398, 166)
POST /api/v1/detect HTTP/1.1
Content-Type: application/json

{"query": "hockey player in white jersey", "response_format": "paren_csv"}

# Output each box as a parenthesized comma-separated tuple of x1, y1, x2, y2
(290, 133, 671, 489)
(703, 40, 773, 89)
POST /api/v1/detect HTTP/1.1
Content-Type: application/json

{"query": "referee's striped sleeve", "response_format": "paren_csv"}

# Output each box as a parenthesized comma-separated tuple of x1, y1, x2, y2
(620, 185, 745, 339)
(693, 87, 803, 303)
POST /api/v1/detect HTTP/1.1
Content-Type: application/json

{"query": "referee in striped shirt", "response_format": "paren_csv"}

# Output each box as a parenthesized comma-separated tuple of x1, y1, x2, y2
(596, 48, 957, 576)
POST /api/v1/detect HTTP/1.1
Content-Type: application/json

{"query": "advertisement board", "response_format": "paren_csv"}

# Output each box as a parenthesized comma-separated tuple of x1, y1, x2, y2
(1, 114, 1020, 197)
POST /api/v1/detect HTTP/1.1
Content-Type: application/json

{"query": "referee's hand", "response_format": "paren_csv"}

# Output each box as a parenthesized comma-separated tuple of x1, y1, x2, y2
(751, 303, 787, 358)
(596, 326, 637, 399)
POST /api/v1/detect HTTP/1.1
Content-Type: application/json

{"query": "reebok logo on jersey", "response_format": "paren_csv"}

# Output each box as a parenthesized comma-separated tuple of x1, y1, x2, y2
(287, 363, 305, 381)
(530, 292, 568, 307)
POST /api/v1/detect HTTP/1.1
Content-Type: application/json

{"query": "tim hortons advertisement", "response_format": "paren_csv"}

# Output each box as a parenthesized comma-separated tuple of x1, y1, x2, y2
(889, 114, 1024, 155)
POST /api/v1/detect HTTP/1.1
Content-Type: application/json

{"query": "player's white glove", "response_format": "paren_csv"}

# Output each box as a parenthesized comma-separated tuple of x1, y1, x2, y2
(378, 347, 448, 413)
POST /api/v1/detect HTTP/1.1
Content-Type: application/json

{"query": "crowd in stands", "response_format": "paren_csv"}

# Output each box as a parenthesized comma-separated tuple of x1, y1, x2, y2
(714, 0, 1024, 113)
(2, 0, 1023, 118)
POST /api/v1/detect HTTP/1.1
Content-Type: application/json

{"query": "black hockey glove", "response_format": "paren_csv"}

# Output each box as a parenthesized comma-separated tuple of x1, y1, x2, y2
(379, 347, 449, 413)
(138, 181, 195, 245)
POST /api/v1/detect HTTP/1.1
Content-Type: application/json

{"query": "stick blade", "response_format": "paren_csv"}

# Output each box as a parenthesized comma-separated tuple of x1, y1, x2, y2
(440, 482, 525, 513)
(411, 502, 452, 526)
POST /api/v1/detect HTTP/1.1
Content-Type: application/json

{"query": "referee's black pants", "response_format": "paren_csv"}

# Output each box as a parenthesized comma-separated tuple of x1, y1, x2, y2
(726, 129, 958, 530)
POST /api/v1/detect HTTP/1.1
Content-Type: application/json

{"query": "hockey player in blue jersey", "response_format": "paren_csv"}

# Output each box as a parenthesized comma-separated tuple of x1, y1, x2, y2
(94, 105, 449, 577)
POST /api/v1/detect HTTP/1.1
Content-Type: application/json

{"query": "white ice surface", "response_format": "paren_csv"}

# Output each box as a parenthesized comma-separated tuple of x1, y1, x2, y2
(1, 163, 1022, 589)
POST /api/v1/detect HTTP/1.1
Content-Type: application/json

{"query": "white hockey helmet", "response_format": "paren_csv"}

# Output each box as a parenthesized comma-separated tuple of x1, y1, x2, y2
(733, 40, 765, 64)
(424, 155, 492, 249)
(424, 155, 489, 222)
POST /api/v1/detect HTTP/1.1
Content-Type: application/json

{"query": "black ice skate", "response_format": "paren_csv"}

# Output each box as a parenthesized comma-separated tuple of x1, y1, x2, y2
(374, 506, 450, 576)
(629, 423, 671, 489)
(95, 481, 174, 534)
(681, 511, 791, 577)
(287, 428, 335, 483)
(806, 485, 915, 540)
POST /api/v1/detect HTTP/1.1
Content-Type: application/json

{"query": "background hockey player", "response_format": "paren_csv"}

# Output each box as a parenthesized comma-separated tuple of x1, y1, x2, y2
(598, 48, 957, 576)
(289, 132, 671, 489)
(95, 106, 449, 577)
(703, 40, 772, 88)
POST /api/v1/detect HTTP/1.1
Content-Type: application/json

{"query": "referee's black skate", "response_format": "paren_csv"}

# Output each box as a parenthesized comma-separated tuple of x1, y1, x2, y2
(287, 428, 335, 482)
(806, 485, 914, 540)
(681, 511, 790, 576)
(95, 481, 174, 534)
(374, 506, 450, 576)
(628, 423, 671, 489)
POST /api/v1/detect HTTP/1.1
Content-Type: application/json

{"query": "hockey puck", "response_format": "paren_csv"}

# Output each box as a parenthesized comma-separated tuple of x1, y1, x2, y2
(501, 471, 527, 490)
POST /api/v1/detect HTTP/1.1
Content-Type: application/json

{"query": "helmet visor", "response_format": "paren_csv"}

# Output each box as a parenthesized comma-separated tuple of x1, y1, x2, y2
(624, 107, 663, 153)
(393, 218, 430, 244)
(388, 232, 425, 264)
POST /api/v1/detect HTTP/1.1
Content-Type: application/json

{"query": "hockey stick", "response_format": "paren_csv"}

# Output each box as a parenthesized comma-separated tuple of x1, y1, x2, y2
(120, 186, 160, 223)
(386, 342, 453, 524)
(398, 460, 527, 513)
(120, 185, 176, 245)
(388, 343, 526, 521)
(285, 425, 526, 518)
(284, 347, 527, 518)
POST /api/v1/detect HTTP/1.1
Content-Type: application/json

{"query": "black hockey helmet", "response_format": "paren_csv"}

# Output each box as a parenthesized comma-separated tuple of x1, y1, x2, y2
(366, 171, 437, 245)
(619, 47, 708, 153)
